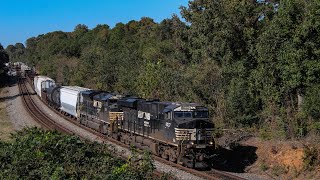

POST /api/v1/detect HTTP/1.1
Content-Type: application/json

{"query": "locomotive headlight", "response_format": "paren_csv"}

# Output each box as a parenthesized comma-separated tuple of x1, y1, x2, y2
(190, 141, 194, 145)
(209, 141, 214, 145)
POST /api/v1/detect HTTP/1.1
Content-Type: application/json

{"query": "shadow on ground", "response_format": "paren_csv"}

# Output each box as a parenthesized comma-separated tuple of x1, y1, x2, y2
(210, 145, 258, 173)
(0, 76, 34, 102)
(0, 94, 21, 102)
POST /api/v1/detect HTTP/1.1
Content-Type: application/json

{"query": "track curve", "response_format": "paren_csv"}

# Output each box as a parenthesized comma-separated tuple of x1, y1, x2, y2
(18, 78, 72, 134)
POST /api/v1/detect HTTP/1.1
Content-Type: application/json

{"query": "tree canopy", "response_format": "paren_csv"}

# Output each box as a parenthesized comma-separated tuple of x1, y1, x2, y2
(7, 0, 320, 139)
(0, 43, 9, 86)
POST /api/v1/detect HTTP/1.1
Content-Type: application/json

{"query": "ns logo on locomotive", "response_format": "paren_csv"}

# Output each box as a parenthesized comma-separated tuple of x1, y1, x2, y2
(22, 65, 215, 169)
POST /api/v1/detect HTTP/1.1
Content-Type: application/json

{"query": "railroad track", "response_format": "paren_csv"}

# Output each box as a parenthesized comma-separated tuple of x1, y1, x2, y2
(20, 78, 244, 180)
(18, 78, 72, 134)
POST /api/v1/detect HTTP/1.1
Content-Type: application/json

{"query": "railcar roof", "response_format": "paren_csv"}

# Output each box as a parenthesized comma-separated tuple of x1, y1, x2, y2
(61, 86, 91, 92)
(35, 75, 55, 81)
(162, 102, 207, 112)
(93, 92, 116, 101)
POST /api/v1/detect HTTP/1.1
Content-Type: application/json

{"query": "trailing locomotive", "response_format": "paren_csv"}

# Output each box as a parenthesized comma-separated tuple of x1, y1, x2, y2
(24, 69, 215, 169)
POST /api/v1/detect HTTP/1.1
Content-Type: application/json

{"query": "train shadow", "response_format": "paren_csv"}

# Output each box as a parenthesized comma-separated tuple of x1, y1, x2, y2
(210, 145, 258, 173)
(0, 94, 22, 102)
(0, 76, 36, 102)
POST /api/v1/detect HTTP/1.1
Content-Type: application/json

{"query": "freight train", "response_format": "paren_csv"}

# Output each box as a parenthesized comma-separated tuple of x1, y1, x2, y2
(23, 68, 215, 169)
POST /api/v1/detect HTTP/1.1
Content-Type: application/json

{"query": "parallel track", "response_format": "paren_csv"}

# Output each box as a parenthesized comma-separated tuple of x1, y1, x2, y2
(20, 77, 244, 180)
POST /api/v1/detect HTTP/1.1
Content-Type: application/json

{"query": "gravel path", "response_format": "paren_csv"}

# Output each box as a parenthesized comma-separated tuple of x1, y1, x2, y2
(228, 172, 271, 180)
(6, 84, 40, 130)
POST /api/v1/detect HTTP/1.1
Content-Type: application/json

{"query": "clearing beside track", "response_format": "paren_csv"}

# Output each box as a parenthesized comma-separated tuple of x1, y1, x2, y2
(0, 87, 14, 142)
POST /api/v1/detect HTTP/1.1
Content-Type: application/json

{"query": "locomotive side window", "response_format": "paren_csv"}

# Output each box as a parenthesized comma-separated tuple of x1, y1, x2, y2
(193, 111, 209, 118)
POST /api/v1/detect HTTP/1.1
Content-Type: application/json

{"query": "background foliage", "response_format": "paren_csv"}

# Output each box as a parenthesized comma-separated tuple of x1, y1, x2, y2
(5, 0, 320, 139)
(0, 44, 9, 86)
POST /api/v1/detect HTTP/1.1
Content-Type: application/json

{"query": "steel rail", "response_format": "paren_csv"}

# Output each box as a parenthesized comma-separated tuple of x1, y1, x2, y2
(18, 78, 72, 134)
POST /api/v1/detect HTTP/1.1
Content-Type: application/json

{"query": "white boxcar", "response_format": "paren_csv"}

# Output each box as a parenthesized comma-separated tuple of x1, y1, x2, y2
(33, 76, 55, 98)
(60, 86, 91, 118)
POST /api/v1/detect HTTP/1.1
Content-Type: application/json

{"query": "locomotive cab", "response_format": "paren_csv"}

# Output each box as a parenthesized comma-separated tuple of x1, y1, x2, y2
(167, 104, 215, 169)
(175, 111, 215, 146)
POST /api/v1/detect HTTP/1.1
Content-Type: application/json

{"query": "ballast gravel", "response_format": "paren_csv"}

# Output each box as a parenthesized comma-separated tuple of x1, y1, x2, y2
(6, 83, 40, 130)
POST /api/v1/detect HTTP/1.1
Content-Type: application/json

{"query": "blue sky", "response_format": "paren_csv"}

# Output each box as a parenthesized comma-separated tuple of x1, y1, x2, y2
(0, 0, 189, 47)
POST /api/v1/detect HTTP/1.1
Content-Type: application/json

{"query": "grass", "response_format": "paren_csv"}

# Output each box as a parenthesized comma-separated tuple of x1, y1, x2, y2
(0, 88, 15, 142)
(260, 162, 269, 171)
(271, 165, 288, 176)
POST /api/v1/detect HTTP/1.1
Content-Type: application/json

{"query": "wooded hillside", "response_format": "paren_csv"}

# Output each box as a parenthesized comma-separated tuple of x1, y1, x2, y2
(6, 0, 320, 139)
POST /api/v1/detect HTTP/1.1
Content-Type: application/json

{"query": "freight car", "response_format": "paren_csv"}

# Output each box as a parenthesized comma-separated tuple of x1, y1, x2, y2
(59, 86, 91, 118)
(25, 70, 215, 169)
(34, 76, 55, 98)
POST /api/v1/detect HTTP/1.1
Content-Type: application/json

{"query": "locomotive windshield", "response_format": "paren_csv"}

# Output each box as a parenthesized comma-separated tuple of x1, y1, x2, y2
(174, 111, 208, 119)
(174, 111, 192, 118)
(177, 120, 214, 129)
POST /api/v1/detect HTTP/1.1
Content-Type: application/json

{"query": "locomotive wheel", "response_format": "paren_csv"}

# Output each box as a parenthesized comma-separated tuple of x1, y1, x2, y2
(169, 154, 177, 162)
(125, 136, 131, 145)
(119, 134, 125, 143)
(169, 149, 177, 162)
(161, 153, 168, 160)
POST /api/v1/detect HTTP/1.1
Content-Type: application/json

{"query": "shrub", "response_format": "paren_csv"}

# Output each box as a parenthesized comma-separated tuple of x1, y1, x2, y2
(303, 145, 320, 171)
(0, 128, 161, 179)
(271, 165, 288, 176)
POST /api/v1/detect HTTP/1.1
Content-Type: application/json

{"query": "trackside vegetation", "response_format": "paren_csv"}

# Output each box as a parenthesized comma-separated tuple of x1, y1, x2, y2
(0, 44, 9, 86)
(0, 128, 162, 179)
(4, 0, 320, 139)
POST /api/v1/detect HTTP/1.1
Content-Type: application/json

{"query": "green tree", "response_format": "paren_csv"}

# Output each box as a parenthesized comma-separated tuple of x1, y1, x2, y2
(180, 0, 266, 126)
(0, 44, 9, 64)
(0, 43, 9, 86)
(254, 0, 320, 138)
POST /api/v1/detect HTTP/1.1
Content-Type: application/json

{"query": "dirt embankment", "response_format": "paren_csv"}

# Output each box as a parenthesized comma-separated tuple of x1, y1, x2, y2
(241, 137, 320, 179)
(214, 129, 320, 179)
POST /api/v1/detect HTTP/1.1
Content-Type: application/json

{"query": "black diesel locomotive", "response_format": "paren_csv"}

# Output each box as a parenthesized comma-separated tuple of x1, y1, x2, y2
(25, 70, 215, 169)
